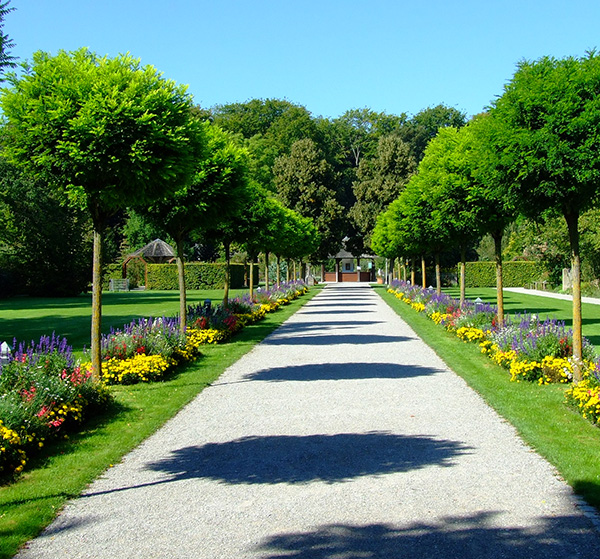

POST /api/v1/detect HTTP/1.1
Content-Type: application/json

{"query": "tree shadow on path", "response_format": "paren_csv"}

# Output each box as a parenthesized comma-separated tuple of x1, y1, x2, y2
(255, 513, 600, 559)
(140, 432, 472, 486)
(270, 320, 386, 334)
(243, 362, 442, 382)
(263, 333, 411, 345)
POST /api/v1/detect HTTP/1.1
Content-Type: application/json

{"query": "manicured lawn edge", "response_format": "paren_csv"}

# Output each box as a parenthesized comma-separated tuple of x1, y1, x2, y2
(0, 286, 322, 559)
(374, 285, 600, 512)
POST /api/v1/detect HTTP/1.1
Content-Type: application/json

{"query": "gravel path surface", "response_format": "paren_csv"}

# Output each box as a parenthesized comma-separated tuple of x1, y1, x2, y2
(17, 284, 600, 559)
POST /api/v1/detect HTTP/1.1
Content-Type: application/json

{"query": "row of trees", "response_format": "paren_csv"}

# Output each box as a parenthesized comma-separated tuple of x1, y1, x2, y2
(0, 48, 318, 379)
(1, 95, 467, 298)
(371, 52, 600, 381)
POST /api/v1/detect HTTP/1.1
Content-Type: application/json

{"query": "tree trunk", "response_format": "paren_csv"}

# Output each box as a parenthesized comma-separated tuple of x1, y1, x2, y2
(264, 251, 270, 290)
(176, 236, 187, 335)
(421, 256, 426, 289)
(565, 210, 583, 382)
(410, 258, 415, 285)
(276, 254, 281, 288)
(459, 245, 466, 309)
(90, 227, 103, 383)
(403, 259, 407, 282)
(435, 253, 441, 295)
(223, 242, 231, 306)
(492, 230, 505, 326)
(249, 259, 255, 299)
(293, 260, 297, 280)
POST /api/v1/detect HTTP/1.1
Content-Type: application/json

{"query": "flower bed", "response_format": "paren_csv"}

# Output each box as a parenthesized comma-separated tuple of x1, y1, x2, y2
(386, 280, 600, 425)
(0, 281, 310, 481)
(0, 334, 109, 479)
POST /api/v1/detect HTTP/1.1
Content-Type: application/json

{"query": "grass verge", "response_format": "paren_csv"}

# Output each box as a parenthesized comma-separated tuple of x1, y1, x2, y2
(0, 286, 322, 559)
(0, 289, 249, 358)
(375, 285, 600, 512)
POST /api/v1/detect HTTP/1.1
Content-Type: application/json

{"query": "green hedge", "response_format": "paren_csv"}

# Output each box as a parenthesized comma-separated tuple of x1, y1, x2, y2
(146, 263, 258, 290)
(464, 261, 544, 288)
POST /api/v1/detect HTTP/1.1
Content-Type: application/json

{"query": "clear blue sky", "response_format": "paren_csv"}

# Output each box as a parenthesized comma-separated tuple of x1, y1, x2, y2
(6, 0, 600, 120)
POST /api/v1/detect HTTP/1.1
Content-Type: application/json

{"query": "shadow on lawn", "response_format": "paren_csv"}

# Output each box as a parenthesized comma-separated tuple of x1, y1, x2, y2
(254, 513, 600, 559)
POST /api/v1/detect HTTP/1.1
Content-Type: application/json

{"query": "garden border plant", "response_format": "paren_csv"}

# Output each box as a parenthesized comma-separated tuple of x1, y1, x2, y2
(0, 282, 319, 559)
(375, 283, 600, 514)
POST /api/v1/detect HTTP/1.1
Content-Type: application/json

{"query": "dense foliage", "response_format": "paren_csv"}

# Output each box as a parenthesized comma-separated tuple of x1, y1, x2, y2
(464, 261, 543, 288)
(146, 263, 257, 290)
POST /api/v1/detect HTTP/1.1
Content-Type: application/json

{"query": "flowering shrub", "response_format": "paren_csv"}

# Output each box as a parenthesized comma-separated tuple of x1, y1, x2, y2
(387, 280, 598, 382)
(0, 334, 109, 480)
(187, 300, 239, 336)
(0, 281, 311, 479)
(102, 317, 185, 361)
(387, 280, 600, 425)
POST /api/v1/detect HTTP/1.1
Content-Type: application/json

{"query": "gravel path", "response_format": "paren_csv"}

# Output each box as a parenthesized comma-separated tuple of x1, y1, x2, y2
(17, 284, 600, 559)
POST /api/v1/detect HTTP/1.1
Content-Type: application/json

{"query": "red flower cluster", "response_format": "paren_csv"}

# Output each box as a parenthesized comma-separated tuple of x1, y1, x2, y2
(559, 336, 572, 357)
(20, 386, 36, 402)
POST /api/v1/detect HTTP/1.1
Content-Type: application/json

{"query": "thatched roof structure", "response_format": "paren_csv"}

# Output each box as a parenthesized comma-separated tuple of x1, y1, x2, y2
(131, 239, 175, 263)
(121, 239, 176, 287)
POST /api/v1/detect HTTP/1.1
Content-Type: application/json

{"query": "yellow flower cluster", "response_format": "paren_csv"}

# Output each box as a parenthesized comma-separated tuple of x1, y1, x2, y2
(411, 302, 426, 312)
(0, 421, 27, 476)
(539, 356, 573, 384)
(505, 355, 574, 384)
(187, 329, 230, 345)
(429, 311, 451, 325)
(509, 359, 542, 382)
(565, 379, 600, 423)
(101, 354, 172, 385)
(48, 402, 85, 423)
(479, 340, 519, 369)
(1, 422, 21, 447)
(456, 327, 487, 343)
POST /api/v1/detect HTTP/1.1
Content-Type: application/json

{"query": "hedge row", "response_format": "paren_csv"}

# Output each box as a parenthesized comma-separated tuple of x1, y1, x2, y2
(464, 261, 543, 288)
(146, 263, 258, 290)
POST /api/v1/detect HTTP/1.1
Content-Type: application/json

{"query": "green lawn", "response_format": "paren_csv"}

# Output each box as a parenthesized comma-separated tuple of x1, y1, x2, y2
(0, 289, 247, 357)
(376, 285, 600, 514)
(0, 287, 321, 559)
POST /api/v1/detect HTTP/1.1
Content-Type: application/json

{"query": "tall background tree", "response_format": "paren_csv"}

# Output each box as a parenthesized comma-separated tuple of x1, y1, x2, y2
(273, 138, 345, 260)
(350, 134, 416, 251)
(0, 160, 92, 296)
(0, 1, 15, 78)
(1, 48, 204, 379)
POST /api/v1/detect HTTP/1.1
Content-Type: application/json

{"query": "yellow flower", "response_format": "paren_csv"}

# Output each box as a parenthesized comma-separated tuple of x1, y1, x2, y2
(455, 327, 487, 343)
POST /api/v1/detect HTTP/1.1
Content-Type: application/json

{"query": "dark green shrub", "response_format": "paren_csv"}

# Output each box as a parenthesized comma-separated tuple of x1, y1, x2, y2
(464, 261, 543, 288)
(146, 263, 257, 290)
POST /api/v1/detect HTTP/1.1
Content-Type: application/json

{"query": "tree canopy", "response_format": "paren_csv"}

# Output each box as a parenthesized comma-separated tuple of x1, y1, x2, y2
(0, 48, 204, 378)
(491, 52, 600, 376)
(273, 138, 344, 260)
(0, 1, 15, 78)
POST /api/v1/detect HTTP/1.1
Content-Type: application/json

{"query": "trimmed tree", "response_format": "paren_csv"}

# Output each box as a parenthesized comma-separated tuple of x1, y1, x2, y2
(491, 52, 600, 379)
(143, 123, 249, 326)
(0, 48, 203, 379)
